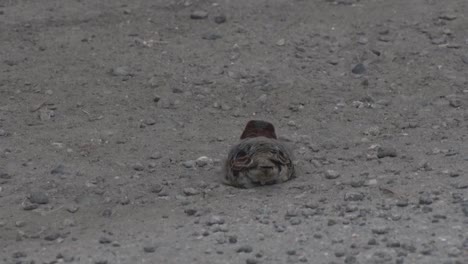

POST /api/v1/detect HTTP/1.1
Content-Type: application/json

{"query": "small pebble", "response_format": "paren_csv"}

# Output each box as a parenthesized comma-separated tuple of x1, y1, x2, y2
(237, 245, 253, 253)
(206, 215, 225, 226)
(246, 258, 258, 264)
(439, 13, 457, 20)
(344, 191, 365, 201)
(143, 246, 156, 253)
(149, 184, 163, 193)
(276, 38, 286, 46)
(184, 208, 197, 216)
(371, 226, 390, 235)
(132, 163, 145, 171)
(66, 204, 80, 213)
(110, 66, 132, 77)
(150, 151, 162, 160)
(44, 232, 60, 241)
(377, 147, 397, 158)
(51, 164, 66, 175)
(324, 170, 340, 179)
(183, 187, 200, 196)
(190, 10, 208, 19)
(419, 193, 433, 205)
(195, 156, 213, 167)
(99, 237, 112, 244)
(351, 63, 366, 74)
(29, 191, 49, 204)
(229, 235, 238, 244)
(214, 15, 226, 24)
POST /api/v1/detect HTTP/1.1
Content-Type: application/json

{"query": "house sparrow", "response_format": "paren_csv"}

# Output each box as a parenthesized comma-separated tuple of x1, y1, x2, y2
(224, 120, 295, 188)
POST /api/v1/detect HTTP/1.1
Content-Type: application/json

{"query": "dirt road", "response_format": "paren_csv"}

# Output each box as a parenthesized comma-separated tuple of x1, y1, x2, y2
(1, 0, 467, 263)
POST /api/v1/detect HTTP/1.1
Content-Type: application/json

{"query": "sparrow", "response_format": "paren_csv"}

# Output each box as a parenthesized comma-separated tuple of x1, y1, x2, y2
(224, 120, 295, 188)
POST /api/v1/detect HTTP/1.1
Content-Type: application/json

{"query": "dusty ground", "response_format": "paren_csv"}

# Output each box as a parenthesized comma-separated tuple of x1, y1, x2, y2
(1, 0, 468, 263)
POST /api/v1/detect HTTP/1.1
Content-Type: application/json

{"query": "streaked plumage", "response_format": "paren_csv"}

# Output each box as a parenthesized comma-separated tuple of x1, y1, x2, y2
(224, 120, 295, 188)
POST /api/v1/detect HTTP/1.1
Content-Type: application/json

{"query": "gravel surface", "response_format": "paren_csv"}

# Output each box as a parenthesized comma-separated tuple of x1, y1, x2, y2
(0, 0, 467, 263)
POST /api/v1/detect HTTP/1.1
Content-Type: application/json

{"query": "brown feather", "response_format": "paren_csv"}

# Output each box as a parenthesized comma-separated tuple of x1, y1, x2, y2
(240, 120, 277, 139)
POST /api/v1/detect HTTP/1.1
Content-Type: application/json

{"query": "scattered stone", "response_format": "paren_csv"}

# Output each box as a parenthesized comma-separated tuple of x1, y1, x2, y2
(396, 199, 409, 207)
(132, 162, 145, 171)
(28, 191, 49, 204)
(448, 97, 462, 108)
(289, 218, 302, 225)
(237, 245, 253, 253)
(22, 203, 38, 211)
(206, 215, 225, 226)
(144, 118, 156, 126)
(439, 13, 457, 20)
(190, 10, 208, 19)
(358, 36, 368, 45)
(351, 63, 366, 74)
(150, 151, 162, 160)
(276, 38, 286, 46)
(214, 15, 226, 24)
(66, 204, 79, 213)
(246, 258, 258, 264)
(328, 57, 340, 65)
(183, 187, 200, 196)
(184, 208, 197, 216)
(143, 245, 156, 253)
(51, 164, 66, 175)
(228, 235, 238, 244)
(344, 191, 365, 201)
(377, 147, 397, 158)
(419, 192, 433, 205)
(44, 232, 60, 241)
(110, 66, 132, 77)
(99, 237, 112, 244)
(324, 170, 340, 179)
(195, 156, 213, 167)
(371, 226, 390, 235)
(149, 184, 163, 193)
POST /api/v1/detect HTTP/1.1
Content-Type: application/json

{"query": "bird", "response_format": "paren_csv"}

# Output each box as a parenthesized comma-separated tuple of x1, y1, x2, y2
(224, 120, 295, 188)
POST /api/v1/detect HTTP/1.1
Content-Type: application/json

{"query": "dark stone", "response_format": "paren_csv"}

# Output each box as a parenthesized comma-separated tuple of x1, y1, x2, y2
(377, 147, 397, 158)
(29, 191, 49, 204)
(351, 63, 366, 74)
(214, 15, 227, 24)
